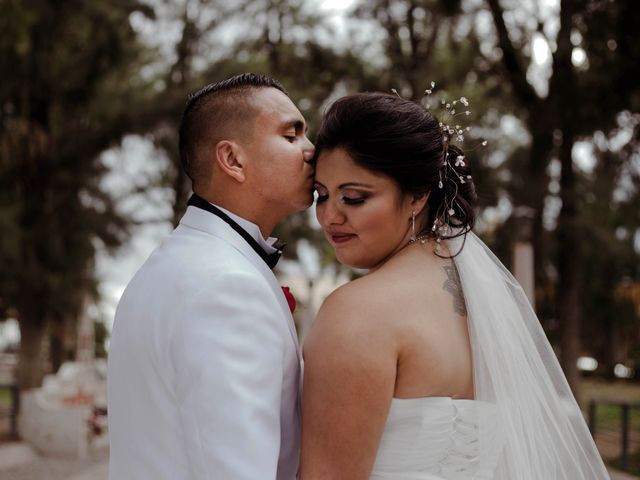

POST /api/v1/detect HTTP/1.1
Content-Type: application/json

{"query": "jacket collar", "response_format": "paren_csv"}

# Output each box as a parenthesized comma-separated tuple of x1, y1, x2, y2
(179, 206, 300, 358)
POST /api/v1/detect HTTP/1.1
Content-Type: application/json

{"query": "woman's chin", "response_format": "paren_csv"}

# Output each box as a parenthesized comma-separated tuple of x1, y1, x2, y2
(335, 252, 375, 270)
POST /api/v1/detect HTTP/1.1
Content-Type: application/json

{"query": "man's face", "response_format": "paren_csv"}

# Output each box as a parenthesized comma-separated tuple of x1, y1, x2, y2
(241, 88, 315, 214)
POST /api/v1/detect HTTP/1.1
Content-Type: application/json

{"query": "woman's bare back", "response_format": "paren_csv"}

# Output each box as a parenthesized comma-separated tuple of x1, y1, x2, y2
(364, 242, 474, 400)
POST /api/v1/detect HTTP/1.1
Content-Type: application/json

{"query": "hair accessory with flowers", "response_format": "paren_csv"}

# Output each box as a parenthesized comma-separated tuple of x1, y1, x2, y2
(394, 82, 487, 253)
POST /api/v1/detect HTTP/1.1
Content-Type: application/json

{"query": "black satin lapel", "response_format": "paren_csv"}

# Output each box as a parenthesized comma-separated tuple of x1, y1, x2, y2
(187, 193, 282, 269)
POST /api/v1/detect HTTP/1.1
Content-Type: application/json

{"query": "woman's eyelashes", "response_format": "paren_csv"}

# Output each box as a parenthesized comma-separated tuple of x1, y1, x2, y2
(316, 192, 329, 203)
(314, 188, 368, 205)
(342, 196, 367, 205)
(314, 185, 328, 202)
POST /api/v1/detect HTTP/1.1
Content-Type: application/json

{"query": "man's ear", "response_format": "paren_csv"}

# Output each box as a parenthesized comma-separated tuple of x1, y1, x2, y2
(215, 140, 246, 183)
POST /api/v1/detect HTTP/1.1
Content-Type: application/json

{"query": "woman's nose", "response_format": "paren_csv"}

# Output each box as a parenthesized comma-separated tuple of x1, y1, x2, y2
(318, 199, 345, 226)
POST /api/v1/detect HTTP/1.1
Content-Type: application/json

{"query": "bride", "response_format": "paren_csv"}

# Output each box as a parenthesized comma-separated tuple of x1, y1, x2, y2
(300, 92, 609, 479)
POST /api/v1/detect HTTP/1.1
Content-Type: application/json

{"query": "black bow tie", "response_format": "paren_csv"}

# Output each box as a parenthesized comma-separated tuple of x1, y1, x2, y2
(187, 193, 284, 269)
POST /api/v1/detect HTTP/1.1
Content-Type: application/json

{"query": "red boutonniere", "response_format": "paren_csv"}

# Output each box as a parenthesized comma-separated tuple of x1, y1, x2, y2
(281, 286, 296, 314)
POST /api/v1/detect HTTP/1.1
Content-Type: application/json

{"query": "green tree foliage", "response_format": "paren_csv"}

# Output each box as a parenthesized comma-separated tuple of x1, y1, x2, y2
(340, 0, 640, 395)
(353, 0, 466, 99)
(143, 0, 377, 261)
(349, 0, 506, 213)
(581, 116, 640, 378)
(2, 0, 637, 393)
(0, 0, 157, 387)
(484, 0, 640, 396)
(94, 320, 109, 359)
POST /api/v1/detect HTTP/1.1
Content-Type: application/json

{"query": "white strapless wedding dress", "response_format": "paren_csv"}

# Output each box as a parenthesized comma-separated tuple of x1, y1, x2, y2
(369, 232, 609, 479)
(370, 397, 504, 480)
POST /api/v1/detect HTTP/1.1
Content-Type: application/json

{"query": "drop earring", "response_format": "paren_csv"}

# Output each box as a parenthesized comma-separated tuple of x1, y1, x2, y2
(411, 210, 416, 242)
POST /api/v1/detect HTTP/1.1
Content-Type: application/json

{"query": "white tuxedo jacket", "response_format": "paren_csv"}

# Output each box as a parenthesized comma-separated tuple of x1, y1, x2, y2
(108, 206, 302, 480)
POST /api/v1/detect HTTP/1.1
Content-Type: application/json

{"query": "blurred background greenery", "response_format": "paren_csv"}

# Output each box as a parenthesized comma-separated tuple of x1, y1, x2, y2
(0, 0, 639, 470)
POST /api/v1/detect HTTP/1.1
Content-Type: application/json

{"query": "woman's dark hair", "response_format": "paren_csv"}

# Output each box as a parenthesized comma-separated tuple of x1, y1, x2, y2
(315, 92, 477, 246)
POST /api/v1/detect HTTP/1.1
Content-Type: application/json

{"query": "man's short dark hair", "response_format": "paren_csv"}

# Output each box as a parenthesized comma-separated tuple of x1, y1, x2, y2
(178, 73, 288, 189)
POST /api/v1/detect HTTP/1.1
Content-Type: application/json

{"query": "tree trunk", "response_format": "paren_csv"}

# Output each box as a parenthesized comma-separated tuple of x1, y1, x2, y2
(486, 0, 555, 289)
(49, 313, 78, 373)
(171, 9, 198, 226)
(49, 319, 64, 374)
(554, 0, 582, 401)
(17, 318, 47, 389)
(601, 319, 617, 380)
(15, 6, 54, 390)
(526, 110, 554, 287)
(556, 130, 582, 400)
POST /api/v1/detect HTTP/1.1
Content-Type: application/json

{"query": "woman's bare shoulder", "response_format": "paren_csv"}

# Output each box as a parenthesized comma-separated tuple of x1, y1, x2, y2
(304, 277, 398, 362)
(315, 275, 396, 328)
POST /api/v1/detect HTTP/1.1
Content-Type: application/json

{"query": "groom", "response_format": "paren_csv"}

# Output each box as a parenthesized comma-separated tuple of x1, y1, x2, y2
(107, 73, 315, 479)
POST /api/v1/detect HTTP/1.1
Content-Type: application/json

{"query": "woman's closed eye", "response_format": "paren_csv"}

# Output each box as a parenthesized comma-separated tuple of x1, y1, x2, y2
(342, 196, 366, 205)
(314, 191, 368, 206)
(316, 192, 329, 203)
(314, 185, 329, 203)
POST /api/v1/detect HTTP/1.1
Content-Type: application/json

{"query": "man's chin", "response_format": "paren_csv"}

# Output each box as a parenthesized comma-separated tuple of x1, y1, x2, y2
(280, 190, 314, 217)
(296, 191, 315, 211)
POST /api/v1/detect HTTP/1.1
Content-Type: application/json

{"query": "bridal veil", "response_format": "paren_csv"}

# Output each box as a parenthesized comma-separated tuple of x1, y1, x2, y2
(450, 232, 610, 479)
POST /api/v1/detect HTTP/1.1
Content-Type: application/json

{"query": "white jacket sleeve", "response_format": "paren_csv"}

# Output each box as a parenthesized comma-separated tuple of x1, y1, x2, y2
(171, 270, 285, 479)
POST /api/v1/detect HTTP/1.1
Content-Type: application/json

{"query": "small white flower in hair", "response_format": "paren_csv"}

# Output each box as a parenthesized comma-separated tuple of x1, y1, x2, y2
(460, 97, 469, 106)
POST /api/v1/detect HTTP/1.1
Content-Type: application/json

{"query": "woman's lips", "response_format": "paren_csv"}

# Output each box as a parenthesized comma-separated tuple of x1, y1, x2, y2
(329, 232, 357, 244)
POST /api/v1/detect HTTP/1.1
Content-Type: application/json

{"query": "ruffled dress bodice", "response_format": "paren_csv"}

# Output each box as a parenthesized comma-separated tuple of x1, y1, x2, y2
(370, 397, 504, 480)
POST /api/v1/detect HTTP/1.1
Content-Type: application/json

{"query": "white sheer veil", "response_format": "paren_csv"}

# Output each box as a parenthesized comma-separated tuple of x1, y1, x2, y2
(449, 232, 610, 479)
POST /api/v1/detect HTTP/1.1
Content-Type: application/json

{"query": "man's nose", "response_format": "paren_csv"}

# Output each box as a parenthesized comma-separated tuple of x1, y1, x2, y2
(302, 137, 315, 163)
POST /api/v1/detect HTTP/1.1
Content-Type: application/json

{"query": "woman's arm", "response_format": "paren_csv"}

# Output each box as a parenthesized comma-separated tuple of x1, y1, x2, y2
(300, 286, 398, 480)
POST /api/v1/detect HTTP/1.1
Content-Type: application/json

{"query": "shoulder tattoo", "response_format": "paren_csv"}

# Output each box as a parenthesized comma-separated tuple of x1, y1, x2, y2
(442, 263, 467, 316)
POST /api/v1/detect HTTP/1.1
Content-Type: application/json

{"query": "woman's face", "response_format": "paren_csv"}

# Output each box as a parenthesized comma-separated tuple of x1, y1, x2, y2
(314, 148, 419, 270)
